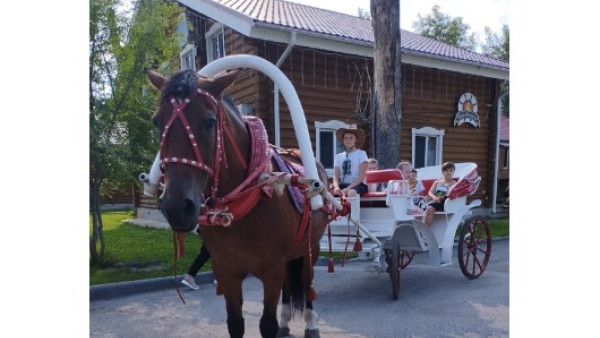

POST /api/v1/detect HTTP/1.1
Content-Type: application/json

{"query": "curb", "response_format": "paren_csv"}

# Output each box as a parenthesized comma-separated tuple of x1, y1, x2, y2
(90, 272, 215, 302)
(89, 257, 348, 302)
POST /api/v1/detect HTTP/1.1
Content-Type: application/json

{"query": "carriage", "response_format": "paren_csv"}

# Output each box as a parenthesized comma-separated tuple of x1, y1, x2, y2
(321, 162, 492, 300)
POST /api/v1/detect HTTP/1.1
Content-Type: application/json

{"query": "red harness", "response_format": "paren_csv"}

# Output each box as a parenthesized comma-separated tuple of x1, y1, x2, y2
(160, 88, 274, 227)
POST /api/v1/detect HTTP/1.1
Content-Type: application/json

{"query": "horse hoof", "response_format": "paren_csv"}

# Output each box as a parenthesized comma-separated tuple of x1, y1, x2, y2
(276, 327, 290, 337)
(304, 328, 320, 338)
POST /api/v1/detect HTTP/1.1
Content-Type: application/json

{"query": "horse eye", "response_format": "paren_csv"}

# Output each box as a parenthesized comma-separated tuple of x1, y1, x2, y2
(204, 118, 217, 130)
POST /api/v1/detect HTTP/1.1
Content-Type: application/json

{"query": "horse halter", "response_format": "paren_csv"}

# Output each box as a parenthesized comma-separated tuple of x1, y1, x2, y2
(159, 88, 225, 198)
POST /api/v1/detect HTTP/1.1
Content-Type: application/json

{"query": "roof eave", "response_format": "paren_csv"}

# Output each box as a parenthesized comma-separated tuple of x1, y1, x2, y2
(252, 24, 509, 80)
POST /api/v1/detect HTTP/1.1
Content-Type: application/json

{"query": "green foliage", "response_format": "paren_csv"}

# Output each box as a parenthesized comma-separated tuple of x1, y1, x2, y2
(412, 5, 477, 51)
(90, 0, 185, 260)
(357, 7, 371, 19)
(482, 25, 509, 62)
(481, 25, 510, 117)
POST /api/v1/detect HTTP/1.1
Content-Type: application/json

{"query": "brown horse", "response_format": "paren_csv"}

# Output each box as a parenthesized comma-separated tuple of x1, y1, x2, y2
(146, 68, 330, 338)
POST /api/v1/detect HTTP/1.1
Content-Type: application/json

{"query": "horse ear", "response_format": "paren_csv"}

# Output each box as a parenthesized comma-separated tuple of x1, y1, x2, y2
(145, 68, 167, 92)
(208, 68, 242, 96)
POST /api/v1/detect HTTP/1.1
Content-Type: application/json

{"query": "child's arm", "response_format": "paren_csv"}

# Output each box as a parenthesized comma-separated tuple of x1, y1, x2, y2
(427, 180, 438, 200)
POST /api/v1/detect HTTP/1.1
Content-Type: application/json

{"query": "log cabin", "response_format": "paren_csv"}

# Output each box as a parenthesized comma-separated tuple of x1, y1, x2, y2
(138, 0, 510, 220)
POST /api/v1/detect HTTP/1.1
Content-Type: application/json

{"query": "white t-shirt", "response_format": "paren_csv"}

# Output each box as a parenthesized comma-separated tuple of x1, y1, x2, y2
(334, 149, 368, 185)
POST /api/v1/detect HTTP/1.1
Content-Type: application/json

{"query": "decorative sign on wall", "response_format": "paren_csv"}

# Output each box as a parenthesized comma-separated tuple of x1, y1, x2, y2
(454, 92, 480, 127)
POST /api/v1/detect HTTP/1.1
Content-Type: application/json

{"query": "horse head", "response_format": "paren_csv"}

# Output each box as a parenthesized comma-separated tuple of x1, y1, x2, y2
(146, 68, 245, 232)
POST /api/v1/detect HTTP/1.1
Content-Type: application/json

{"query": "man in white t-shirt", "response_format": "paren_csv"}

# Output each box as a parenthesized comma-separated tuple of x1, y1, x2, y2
(332, 125, 369, 197)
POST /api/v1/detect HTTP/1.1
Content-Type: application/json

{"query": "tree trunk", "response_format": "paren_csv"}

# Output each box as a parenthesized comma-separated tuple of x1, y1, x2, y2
(90, 174, 105, 262)
(370, 0, 401, 170)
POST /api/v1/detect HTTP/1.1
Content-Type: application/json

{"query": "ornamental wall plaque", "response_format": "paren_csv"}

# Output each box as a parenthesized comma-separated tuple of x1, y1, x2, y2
(454, 92, 480, 127)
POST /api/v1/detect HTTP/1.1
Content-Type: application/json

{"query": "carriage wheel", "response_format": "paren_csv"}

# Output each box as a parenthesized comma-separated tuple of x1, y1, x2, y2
(458, 215, 492, 279)
(387, 241, 401, 300)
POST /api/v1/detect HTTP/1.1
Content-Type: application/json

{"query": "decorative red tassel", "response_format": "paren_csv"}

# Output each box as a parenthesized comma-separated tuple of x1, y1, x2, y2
(353, 239, 362, 252)
(216, 283, 223, 296)
(308, 285, 317, 301)
(328, 258, 335, 273)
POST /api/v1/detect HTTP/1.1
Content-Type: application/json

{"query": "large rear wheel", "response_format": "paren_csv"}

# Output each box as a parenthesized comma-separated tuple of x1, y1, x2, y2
(458, 215, 492, 279)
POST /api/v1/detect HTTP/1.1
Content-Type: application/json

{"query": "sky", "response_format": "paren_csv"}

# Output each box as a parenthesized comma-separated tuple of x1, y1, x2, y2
(286, 0, 509, 43)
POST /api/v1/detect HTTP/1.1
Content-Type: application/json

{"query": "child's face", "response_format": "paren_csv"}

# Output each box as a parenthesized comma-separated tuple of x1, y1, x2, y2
(367, 163, 378, 171)
(401, 166, 412, 179)
(443, 168, 455, 179)
(342, 133, 357, 148)
(408, 172, 417, 181)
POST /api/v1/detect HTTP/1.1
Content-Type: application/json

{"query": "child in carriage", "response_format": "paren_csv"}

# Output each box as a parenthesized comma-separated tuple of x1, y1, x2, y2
(408, 169, 429, 212)
(424, 162, 456, 226)
(332, 125, 369, 197)
(366, 157, 384, 192)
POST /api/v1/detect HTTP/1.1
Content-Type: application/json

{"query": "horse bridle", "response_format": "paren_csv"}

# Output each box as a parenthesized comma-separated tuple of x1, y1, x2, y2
(158, 88, 227, 199)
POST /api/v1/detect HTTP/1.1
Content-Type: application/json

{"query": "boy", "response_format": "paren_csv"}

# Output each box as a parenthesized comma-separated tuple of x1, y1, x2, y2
(366, 157, 381, 192)
(332, 125, 369, 197)
(424, 162, 456, 226)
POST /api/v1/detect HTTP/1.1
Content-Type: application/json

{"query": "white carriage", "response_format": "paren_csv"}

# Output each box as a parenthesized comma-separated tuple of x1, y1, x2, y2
(320, 162, 492, 299)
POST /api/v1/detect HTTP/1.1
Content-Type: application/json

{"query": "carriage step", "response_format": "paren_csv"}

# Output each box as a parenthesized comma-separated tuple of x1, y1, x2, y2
(319, 237, 380, 252)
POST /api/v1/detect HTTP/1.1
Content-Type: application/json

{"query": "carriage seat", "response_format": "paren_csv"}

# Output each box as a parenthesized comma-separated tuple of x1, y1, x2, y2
(361, 169, 403, 199)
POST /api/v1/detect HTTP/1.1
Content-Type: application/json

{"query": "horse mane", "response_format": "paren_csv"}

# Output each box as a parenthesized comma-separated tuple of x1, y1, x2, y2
(161, 69, 199, 100)
(221, 95, 243, 119)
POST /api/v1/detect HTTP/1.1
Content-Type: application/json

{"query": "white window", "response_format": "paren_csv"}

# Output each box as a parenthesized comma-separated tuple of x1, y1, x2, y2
(315, 120, 347, 176)
(180, 44, 196, 71)
(206, 24, 225, 62)
(411, 127, 445, 169)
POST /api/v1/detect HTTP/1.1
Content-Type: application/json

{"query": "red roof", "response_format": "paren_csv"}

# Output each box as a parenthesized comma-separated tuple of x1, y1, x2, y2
(195, 0, 509, 72)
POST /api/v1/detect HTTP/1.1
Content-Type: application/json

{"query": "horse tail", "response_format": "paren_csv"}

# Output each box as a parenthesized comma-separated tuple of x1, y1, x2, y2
(287, 256, 306, 314)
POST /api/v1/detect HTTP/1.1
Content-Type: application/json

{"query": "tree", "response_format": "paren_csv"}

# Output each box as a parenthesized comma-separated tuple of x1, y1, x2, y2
(482, 24, 510, 116)
(370, 0, 401, 170)
(412, 4, 477, 52)
(357, 7, 371, 20)
(89, 0, 183, 262)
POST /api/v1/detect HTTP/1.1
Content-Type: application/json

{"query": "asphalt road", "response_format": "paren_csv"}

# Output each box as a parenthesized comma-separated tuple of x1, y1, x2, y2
(90, 238, 508, 337)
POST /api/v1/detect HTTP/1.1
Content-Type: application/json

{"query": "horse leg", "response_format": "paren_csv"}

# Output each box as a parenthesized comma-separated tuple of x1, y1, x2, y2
(277, 274, 292, 337)
(222, 277, 245, 338)
(259, 270, 285, 338)
(303, 300, 319, 338)
(303, 253, 320, 338)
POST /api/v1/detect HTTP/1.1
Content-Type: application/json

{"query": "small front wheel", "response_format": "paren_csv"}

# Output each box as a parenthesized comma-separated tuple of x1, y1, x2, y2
(458, 215, 492, 279)
(398, 250, 415, 269)
(386, 241, 401, 300)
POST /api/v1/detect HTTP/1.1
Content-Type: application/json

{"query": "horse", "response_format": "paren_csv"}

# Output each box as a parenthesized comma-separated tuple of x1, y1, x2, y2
(145, 68, 331, 338)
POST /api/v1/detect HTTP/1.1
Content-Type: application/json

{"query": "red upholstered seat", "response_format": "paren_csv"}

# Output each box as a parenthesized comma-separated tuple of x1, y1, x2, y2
(365, 169, 403, 183)
(362, 169, 403, 198)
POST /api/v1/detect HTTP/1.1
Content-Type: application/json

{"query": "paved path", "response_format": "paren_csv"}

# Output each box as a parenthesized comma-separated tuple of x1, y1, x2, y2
(90, 239, 508, 337)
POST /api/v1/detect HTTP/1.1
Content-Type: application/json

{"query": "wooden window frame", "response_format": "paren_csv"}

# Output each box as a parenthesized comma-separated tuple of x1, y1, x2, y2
(411, 126, 445, 168)
(314, 120, 347, 177)
(206, 24, 225, 62)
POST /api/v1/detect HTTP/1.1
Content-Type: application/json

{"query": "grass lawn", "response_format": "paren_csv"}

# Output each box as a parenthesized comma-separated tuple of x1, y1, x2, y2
(90, 211, 207, 285)
(90, 211, 509, 285)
